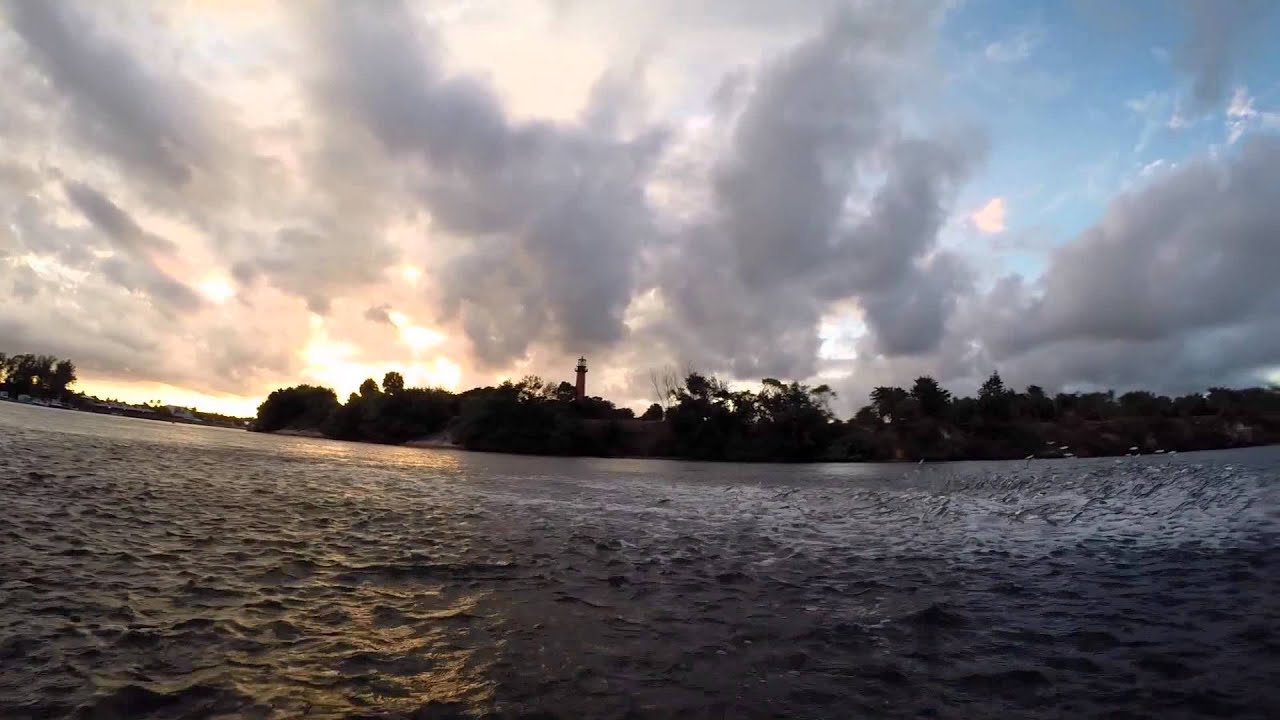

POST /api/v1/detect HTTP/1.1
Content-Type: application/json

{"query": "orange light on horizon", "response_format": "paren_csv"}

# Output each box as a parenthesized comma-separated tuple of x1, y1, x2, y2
(73, 377, 260, 418)
(301, 318, 462, 395)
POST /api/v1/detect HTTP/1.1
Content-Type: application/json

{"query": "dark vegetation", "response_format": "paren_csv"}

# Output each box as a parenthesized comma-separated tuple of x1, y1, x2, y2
(255, 368, 1280, 461)
(833, 373, 1280, 461)
(255, 373, 634, 453)
(0, 353, 77, 400)
(1, 350, 248, 427)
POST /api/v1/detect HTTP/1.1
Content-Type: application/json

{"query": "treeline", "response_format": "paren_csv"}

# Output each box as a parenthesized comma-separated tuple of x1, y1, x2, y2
(254, 372, 636, 452)
(0, 353, 77, 399)
(645, 371, 1280, 461)
(254, 369, 1280, 461)
(834, 373, 1280, 461)
(664, 375, 838, 461)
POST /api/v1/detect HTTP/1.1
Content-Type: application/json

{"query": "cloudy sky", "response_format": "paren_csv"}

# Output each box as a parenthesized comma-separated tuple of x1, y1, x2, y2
(1, 0, 1278, 416)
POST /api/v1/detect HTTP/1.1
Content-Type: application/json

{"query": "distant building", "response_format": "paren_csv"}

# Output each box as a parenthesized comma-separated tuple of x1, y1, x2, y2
(165, 405, 196, 421)
(17, 394, 32, 403)
(0, 391, 8, 400)
(575, 357, 588, 402)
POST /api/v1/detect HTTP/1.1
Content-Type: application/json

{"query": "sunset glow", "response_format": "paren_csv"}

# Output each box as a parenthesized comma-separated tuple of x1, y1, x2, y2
(1, 0, 1276, 418)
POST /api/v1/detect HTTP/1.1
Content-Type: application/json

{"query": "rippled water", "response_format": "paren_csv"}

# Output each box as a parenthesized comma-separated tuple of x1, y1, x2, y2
(1, 403, 1278, 719)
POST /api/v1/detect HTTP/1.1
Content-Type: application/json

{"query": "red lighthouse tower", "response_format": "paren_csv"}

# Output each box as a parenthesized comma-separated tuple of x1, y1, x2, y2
(574, 357, 588, 401)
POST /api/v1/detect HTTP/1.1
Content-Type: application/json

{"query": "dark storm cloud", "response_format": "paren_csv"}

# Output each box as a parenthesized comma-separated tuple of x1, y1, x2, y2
(0, 257, 168, 382)
(3, 0, 213, 186)
(651, 2, 977, 378)
(9, 265, 40, 301)
(941, 134, 1280, 396)
(831, 137, 981, 354)
(306, 0, 664, 365)
(997, 135, 1280, 354)
(1177, 0, 1274, 114)
(98, 256, 203, 316)
(364, 304, 393, 325)
(248, 227, 400, 315)
(859, 251, 972, 356)
(63, 181, 175, 255)
(837, 134, 1280, 404)
(60, 180, 203, 315)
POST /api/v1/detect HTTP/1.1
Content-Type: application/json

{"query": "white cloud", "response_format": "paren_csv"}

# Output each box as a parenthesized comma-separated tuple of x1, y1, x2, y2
(1138, 158, 1170, 178)
(983, 26, 1042, 63)
(969, 197, 1006, 234)
(1226, 86, 1280, 143)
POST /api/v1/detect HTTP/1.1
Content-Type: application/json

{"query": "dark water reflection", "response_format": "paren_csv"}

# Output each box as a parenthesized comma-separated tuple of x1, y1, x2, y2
(1, 403, 1278, 719)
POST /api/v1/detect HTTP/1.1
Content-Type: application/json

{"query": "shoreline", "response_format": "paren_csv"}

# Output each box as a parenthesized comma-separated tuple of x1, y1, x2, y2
(262, 427, 1280, 464)
(269, 428, 327, 438)
(0, 397, 246, 430)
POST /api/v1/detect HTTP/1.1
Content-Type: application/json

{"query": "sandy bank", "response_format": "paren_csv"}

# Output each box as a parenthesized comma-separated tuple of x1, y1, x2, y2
(403, 430, 460, 449)
(270, 428, 326, 438)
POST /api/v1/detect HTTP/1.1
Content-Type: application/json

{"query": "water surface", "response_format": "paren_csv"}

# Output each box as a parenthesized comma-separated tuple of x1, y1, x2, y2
(1, 403, 1278, 718)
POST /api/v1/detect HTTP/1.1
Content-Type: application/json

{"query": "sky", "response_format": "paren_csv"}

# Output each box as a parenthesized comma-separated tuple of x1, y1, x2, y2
(1, 0, 1279, 418)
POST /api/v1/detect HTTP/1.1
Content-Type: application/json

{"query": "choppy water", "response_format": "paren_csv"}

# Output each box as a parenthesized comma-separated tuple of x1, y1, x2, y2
(1, 403, 1278, 719)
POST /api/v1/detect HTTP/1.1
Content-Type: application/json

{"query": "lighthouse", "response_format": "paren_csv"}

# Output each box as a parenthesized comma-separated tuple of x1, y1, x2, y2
(574, 357, 588, 401)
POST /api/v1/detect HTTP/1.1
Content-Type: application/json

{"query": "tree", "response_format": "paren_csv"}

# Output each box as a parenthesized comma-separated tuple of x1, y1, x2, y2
(1021, 384, 1055, 420)
(853, 405, 879, 426)
(574, 395, 631, 419)
(910, 376, 951, 418)
(255, 385, 340, 432)
(649, 365, 685, 408)
(1118, 390, 1172, 418)
(553, 381, 577, 403)
(382, 371, 405, 394)
(323, 393, 365, 440)
(1, 354, 55, 397)
(515, 375, 553, 402)
(640, 403, 664, 421)
(50, 360, 77, 398)
(753, 379, 838, 461)
(665, 373, 749, 460)
(979, 372, 1007, 399)
(977, 372, 1012, 421)
(453, 380, 590, 455)
(1174, 393, 1212, 417)
(358, 387, 456, 443)
(870, 386, 910, 421)
(1076, 391, 1117, 420)
(359, 378, 381, 397)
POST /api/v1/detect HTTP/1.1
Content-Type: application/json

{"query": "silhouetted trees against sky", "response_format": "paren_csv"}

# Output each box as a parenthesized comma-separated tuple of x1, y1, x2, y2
(838, 371, 1280, 461)
(253, 367, 1280, 462)
(255, 373, 636, 453)
(0, 353, 77, 399)
(254, 385, 340, 433)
